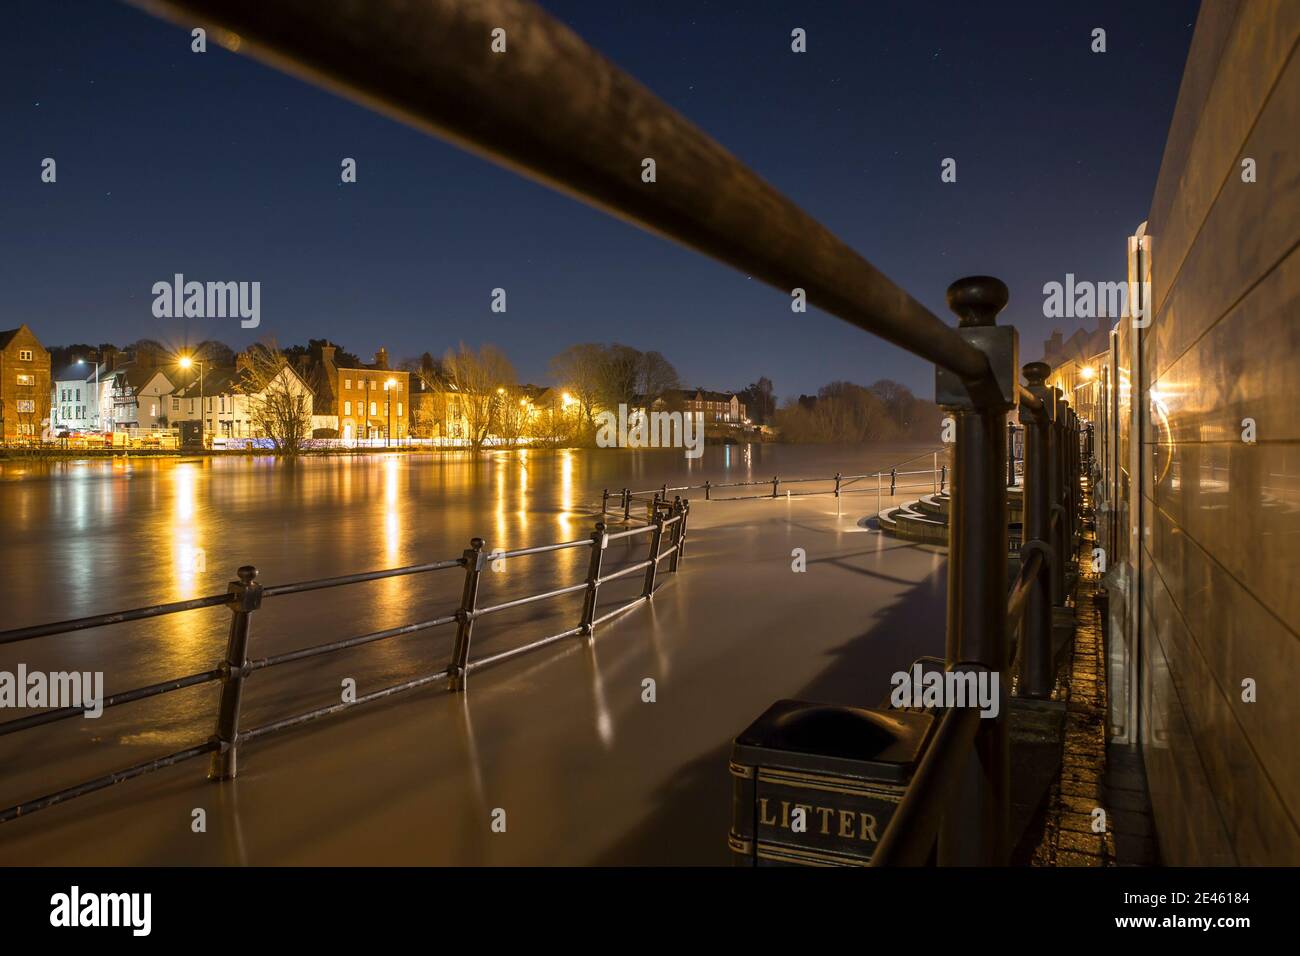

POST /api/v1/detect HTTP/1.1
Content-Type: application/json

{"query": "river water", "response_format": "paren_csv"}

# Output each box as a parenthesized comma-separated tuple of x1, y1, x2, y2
(0, 441, 946, 856)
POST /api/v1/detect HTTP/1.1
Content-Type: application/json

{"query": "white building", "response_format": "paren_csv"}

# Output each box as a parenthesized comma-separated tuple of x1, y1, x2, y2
(171, 363, 315, 439)
(51, 361, 111, 432)
(110, 367, 176, 434)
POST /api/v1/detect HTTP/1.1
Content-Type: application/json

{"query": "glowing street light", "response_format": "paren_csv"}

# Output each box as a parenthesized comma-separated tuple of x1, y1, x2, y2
(178, 354, 204, 448)
(386, 376, 398, 448)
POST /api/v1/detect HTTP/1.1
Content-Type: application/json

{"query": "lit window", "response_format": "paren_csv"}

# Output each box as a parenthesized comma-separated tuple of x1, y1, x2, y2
(369, 402, 377, 416)
(344, 400, 352, 416)
(345, 378, 351, 389)
(18, 349, 32, 361)
(397, 402, 403, 416)
(16, 374, 34, 386)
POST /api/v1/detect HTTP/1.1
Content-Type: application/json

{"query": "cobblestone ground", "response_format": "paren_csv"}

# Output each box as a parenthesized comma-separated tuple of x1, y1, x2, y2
(1029, 482, 1158, 867)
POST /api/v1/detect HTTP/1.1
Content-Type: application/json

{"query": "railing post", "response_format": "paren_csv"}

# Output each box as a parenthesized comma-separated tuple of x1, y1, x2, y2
(932, 454, 938, 493)
(705, 479, 711, 500)
(772, 476, 779, 498)
(1071, 409, 1081, 530)
(668, 497, 685, 572)
(676, 500, 690, 563)
(580, 522, 608, 635)
(1006, 422, 1016, 488)
(940, 464, 947, 493)
(1062, 405, 1072, 545)
(834, 472, 842, 498)
(890, 467, 897, 495)
(601, 487, 609, 518)
(935, 276, 1017, 866)
(1049, 388, 1067, 606)
(1020, 363, 1055, 699)
(208, 565, 262, 781)
(623, 487, 631, 522)
(447, 538, 486, 691)
(642, 511, 666, 597)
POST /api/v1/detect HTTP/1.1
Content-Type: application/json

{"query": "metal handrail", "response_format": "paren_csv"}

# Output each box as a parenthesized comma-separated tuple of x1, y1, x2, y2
(871, 683, 984, 866)
(1005, 547, 1046, 639)
(127, 0, 993, 393)
(605, 452, 952, 518)
(0, 497, 692, 824)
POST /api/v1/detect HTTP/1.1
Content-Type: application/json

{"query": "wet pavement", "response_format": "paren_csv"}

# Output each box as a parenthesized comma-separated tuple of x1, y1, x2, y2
(0, 491, 949, 865)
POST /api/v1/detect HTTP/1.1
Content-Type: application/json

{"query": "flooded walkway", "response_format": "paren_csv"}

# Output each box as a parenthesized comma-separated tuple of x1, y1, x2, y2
(0, 492, 947, 865)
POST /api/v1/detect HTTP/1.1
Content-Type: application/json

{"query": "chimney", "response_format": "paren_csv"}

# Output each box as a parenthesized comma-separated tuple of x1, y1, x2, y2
(374, 347, 388, 370)
(1045, 330, 1063, 361)
(320, 344, 336, 368)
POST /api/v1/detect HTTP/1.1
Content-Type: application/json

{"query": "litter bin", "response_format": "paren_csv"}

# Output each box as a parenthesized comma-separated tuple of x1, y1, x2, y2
(729, 699, 935, 866)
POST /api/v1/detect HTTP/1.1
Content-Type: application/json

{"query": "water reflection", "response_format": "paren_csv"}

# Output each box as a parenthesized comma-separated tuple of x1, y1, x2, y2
(0, 443, 933, 698)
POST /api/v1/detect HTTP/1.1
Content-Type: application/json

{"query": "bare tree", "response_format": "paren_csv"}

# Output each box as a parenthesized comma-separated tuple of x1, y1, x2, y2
(598, 343, 641, 411)
(239, 341, 314, 454)
(495, 388, 531, 446)
(636, 350, 680, 405)
(533, 390, 580, 447)
(549, 343, 605, 430)
(442, 343, 516, 450)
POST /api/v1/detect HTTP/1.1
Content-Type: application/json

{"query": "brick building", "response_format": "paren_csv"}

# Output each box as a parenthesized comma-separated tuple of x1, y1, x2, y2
(0, 325, 51, 441)
(311, 344, 409, 442)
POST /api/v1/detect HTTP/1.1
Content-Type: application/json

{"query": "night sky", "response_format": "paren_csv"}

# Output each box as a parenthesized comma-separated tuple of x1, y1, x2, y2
(3, 0, 1198, 399)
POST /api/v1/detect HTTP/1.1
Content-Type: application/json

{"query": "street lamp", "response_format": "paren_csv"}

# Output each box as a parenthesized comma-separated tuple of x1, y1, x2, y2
(178, 355, 204, 448)
(75, 355, 99, 431)
(386, 377, 397, 448)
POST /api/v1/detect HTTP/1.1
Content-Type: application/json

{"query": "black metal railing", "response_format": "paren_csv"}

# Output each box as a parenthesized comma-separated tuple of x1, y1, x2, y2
(0, 498, 690, 822)
(601, 449, 953, 521)
(871, 364, 1085, 865)
(106, 0, 1091, 864)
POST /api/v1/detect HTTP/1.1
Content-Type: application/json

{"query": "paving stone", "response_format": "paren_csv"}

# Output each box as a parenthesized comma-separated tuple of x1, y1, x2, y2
(1056, 849, 1104, 867)
(1057, 829, 1105, 855)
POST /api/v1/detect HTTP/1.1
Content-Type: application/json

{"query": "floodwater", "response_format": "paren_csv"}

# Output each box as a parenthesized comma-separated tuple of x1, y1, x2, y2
(0, 442, 949, 864)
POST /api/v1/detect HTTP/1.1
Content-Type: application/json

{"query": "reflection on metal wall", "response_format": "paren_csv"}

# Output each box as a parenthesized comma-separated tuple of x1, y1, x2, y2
(1095, 3, 1300, 865)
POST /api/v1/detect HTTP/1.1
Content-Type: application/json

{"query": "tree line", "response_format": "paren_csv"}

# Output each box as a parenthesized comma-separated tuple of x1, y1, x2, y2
(775, 380, 942, 443)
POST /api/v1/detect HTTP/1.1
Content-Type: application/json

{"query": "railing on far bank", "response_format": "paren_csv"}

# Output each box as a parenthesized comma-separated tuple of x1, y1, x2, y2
(602, 449, 953, 521)
(0, 498, 690, 823)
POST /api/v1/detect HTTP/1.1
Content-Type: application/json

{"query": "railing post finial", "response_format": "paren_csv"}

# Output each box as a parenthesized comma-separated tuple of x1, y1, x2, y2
(946, 276, 1009, 328)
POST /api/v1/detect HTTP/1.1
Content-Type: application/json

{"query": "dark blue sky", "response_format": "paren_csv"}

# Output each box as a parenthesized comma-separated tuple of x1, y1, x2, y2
(3, 0, 1198, 399)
